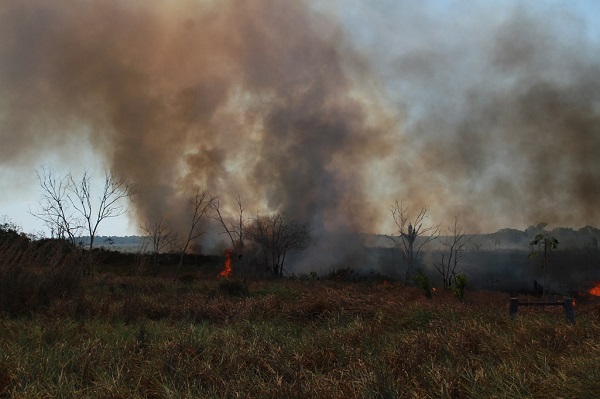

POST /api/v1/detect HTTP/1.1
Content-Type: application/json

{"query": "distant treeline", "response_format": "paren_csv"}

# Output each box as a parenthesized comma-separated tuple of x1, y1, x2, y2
(369, 224, 600, 251)
(76, 236, 144, 252)
(88, 225, 600, 250)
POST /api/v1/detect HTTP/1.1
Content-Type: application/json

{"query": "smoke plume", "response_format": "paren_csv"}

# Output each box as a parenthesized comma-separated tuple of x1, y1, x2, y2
(349, 1, 600, 232)
(1, 1, 599, 265)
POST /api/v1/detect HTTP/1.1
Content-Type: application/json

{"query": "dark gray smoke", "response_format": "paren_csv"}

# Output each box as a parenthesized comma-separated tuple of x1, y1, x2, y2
(1, 1, 599, 266)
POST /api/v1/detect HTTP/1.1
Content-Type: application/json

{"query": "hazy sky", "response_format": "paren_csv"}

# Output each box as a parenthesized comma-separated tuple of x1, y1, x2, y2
(1, 0, 599, 239)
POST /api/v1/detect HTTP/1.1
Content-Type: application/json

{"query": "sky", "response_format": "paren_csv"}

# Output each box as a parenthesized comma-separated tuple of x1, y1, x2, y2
(1, 0, 599, 242)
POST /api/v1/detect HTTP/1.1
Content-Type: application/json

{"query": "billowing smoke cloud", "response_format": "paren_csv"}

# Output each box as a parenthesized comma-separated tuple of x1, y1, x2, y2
(0, 0, 393, 243)
(340, 1, 600, 232)
(1, 0, 599, 265)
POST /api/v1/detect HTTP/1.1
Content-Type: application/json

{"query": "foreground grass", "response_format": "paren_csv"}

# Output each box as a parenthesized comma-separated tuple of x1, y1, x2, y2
(1, 279, 600, 398)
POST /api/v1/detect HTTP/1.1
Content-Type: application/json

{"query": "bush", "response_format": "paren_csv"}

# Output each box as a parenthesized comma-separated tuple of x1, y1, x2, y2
(295, 271, 320, 283)
(453, 273, 468, 301)
(414, 272, 432, 299)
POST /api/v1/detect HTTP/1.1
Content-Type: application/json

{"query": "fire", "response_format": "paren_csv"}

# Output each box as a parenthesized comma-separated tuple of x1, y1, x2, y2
(589, 282, 600, 297)
(219, 249, 233, 278)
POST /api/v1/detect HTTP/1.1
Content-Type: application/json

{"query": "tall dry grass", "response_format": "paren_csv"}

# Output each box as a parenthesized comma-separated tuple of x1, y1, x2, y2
(1, 273, 600, 398)
(2, 227, 599, 398)
(0, 233, 92, 316)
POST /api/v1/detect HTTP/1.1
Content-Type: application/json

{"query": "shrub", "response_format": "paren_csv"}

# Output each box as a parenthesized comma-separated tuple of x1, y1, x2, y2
(414, 272, 433, 299)
(453, 273, 468, 301)
(295, 271, 320, 283)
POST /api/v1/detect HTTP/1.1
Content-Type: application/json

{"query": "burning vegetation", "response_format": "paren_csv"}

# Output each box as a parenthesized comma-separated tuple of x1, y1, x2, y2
(219, 249, 233, 278)
(589, 282, 600, 297)
(2, 1, 600, 396)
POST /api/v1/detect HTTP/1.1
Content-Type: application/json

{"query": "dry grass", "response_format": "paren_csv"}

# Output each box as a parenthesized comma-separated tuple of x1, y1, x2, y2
(1, 233, 599, 398)
(0, 236, 88, 316)
(1, 272, 600, 398)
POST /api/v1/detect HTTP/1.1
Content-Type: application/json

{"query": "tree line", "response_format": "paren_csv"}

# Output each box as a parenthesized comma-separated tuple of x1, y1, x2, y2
(28, 166, 310, 279)
(26, 166, 598, 289)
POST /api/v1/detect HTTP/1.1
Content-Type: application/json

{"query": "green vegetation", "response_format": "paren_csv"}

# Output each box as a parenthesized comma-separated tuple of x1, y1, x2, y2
(414, 272, 433, 299)
(2, 232, 600, 398)
(453, 273, 468, 301)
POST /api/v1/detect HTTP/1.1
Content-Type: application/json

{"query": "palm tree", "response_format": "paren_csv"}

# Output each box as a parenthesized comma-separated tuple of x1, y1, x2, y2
(528, 233, 559, 296)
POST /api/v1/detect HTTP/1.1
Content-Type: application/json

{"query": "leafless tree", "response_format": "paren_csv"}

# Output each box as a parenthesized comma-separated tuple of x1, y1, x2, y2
(174, 188, 217, 281)
(69, 170, 136, 250)
(244, 212, 310, 277)
(390, 200, 440, 284)
(141, 218, 179, 263)
(31, 166, 82, 245)
(433, 214, 473, 288)
(470, 237, 484, 252)
(488, 238, 502, 251)
(31, 166, 136, 250)
(210, 194, 245, 258)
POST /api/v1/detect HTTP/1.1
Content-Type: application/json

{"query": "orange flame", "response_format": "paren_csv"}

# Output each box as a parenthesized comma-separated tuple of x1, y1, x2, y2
(589, 282, 600, 297)
(219, 249, 233, 278)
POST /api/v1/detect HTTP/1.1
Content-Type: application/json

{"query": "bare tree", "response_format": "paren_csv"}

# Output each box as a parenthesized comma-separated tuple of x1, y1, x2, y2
(488, 238, 502, 251)
(69, 170, 136, 250)
(390, 200, 440, 284)
(470, 236, 484, 252)
(210, 194, 245, 258)
(141, 218, 179, 263)
(174, 189, 217, 281)
(244, 212, 310, 277)
(433, 214, 473, 289)
(31, 166, 83, 245)
(31, 166, 136, 250)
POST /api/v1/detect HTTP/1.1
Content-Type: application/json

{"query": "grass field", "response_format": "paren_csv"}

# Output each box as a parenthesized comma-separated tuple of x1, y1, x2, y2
(2, 275, 600, 398)
(1, 236, 600, 398)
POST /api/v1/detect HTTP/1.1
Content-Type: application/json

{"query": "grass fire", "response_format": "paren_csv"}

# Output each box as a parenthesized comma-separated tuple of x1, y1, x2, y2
(219, 249, 233, 278)
(2, 0, 600, 397)
(589, 283, 600, 297)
